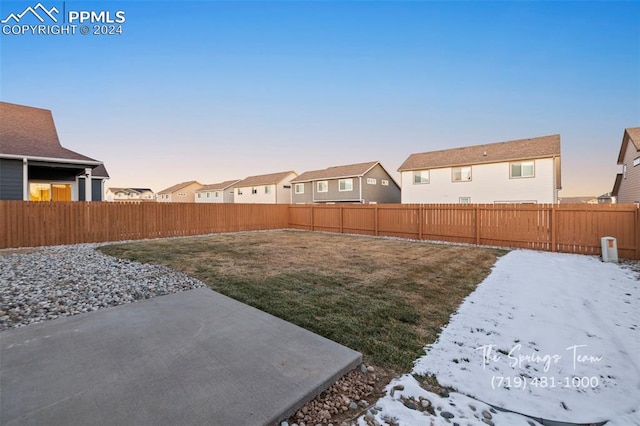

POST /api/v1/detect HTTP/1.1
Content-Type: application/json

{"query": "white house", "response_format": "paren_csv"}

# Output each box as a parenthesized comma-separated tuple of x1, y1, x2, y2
(399, 135, 562, 204)
(106, 187, 155, 202)
(195, 179, 240, 203)
(234, 171, 297, 204)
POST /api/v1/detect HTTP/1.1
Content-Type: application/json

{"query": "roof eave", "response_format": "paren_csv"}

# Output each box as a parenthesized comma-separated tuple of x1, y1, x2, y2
(398, 154, 560, 172)
(0, 153, 102, 166)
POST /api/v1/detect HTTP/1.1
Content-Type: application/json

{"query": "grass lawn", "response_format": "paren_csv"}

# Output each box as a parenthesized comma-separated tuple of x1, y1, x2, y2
(99, 230, 505, 373)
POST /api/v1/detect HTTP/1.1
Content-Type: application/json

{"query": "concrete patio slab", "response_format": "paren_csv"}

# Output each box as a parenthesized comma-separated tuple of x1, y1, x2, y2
(0, 287, 362, 426)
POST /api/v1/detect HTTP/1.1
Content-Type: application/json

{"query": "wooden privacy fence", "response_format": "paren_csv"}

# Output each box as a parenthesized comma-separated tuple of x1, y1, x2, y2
(1, 201, 638, 259)
(289, 203, 640, 260)
(0, 201, 289, 249)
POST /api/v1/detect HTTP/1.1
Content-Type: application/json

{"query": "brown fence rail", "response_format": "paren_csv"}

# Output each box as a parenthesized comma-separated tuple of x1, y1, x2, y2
(1, 201, 638, 259)
(0, 201, 289, 249)
(290, 203, 640, 260)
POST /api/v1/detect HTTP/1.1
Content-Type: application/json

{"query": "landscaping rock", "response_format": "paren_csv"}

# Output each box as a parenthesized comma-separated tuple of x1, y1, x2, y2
(0, 244, 206, 330)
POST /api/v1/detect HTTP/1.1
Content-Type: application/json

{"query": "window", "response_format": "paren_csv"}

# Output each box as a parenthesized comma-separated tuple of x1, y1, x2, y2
(339, 179, 353, 191)
(29, 183, 71, 202)
(294, 183, 304, 194)
(367, 178, 377, 185)
(413, 171, 429, 184)
(459, 197, 471, 204)
(634, 157, 640, 167)
(264, 186, 272, 194)
(317, 181, 328, 193)
(197, 193, 201, 199)
(214, 191, 219, 198)
(623, 164, 627, 179)
(381, 179, 389, 186)
(251, 187, 258, 194)
(452, 166, 472, 182)
(237, 189, 243, 195)
(510, 161, 534, 178)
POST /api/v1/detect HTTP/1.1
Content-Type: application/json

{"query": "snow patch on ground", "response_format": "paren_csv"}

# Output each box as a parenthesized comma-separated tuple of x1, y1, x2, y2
(366, 250, 640, 425)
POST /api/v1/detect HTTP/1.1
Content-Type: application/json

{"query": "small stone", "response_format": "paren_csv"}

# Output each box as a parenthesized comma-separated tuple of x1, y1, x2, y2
(421, 399, 431, 408)
(441, 411, 454, 419)
(367, 366, 375, 372)
(348, 402, 358, 410)
(469, 404, 476, 411)
(481, 419, 494, 426)
(482, 410, 493, 420)
(359, 364, 368, 373)
(359, 400, 368, 407)
(280, 422, 289, 426)
(404, 401, 417, 410)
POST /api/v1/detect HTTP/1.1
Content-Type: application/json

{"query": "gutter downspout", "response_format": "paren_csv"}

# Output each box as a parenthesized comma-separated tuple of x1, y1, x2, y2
(359, 176, 363, 203)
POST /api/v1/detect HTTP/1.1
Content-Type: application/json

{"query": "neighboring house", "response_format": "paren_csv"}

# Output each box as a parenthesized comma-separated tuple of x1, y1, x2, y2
(234, 171, 297, 204)
(156, 181, 202, 203)
(0, 101, 109, 201)
(597, 192, 616, 204)
(559, 196, 598, 204)
(399, 134, 561, 204)
(612, 127, 640, 204)
(195, 179, 240, 203)
(106, 187, 155, 202)
(290, 161, 401, 204)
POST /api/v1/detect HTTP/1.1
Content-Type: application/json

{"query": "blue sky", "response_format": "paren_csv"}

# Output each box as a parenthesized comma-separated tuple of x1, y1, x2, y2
(1, 1, 638, 196)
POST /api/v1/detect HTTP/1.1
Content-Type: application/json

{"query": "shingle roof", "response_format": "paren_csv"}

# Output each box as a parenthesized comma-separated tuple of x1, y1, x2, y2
(398, 135, 561, 171)
(291, 161, 379, 183)
(617, 127, 640, 164)
(235, 171, 296, 187)
(196, 180, 241, 192)
(157, 181, 202, 195)
(92, 164, 110, 178)
(0, 101, 100, 163)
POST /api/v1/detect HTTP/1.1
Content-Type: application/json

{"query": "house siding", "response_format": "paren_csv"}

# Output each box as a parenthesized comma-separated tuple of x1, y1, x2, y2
(401, 158, 557, 204)
(361, 164, 401, 203)
(275, 174, 295, 204)
(78, 178, 86, 201)
(236, 185, 277, 204)
(0, 159, 24, 200)
(235, 173, 295, 204)
(195, 187, 236, 203)
(617, 140, 640, 203)
(313, 177, 362, 203)
(291, 182, 313, 203)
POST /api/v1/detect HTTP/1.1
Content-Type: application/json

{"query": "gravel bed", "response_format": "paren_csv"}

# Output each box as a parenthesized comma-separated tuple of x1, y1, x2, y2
(0, 243, 206, 330)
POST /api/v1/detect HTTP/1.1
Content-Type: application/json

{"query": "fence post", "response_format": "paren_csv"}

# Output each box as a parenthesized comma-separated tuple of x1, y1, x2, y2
(374, 205, 379, 236)
(340, 206, 343, 234)
(475, 205, 480, 245)
(635, 205, 640, 260)
(418, 204, 423, 240)
(551, 204, 557, 252)
(310, 205, 314, 231)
